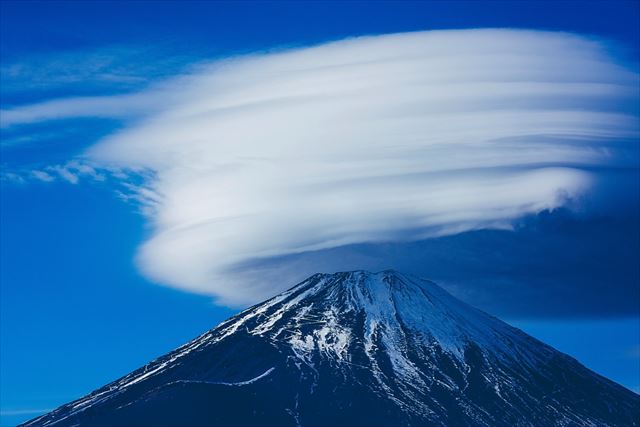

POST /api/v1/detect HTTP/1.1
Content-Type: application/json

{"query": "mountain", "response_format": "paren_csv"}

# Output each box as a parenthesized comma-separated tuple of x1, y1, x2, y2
(22, 270, 639, 427)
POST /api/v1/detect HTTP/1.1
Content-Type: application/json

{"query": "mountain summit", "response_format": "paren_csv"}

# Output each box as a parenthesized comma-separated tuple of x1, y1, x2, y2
(23, 270, 639, 427)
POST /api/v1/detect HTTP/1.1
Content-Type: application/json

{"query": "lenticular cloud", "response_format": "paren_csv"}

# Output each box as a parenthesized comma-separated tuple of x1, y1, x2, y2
(86, 29, 639, 304)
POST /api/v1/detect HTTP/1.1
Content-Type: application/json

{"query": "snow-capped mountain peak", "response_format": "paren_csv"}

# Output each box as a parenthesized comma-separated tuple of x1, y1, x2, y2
(23, 271, 640, 427)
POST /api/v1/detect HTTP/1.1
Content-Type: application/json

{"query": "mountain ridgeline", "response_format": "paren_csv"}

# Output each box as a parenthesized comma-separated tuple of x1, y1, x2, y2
(23, 271, 640, 426)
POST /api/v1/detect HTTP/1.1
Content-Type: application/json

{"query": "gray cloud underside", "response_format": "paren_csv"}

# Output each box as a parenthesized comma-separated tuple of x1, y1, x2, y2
(3, 29, 639, 306)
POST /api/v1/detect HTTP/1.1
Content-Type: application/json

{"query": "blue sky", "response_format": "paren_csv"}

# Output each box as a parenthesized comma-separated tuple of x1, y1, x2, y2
(1, 1, 639, 426)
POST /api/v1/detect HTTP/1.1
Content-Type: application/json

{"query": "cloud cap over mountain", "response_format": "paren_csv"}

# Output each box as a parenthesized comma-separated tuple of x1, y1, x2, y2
(8, 29, 638, 305)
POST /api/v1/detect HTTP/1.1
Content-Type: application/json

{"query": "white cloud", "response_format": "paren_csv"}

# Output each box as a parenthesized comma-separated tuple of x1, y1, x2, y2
(0, 93, 163, 127)
(0, 45, 196, 96)
(1, 171, 26, 183)
(6, 29, 640, 305)
(31, 170, 55, 182)
(2, 161, 106, 185)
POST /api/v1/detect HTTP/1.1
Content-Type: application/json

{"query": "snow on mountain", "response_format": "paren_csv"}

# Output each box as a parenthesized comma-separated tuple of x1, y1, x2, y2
(22, 271, 640, 427)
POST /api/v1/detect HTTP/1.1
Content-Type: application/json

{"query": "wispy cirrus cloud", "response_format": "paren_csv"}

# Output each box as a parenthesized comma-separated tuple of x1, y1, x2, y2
(2, 160, 105, 185)
(0, 45, 196, 97)
(3, 29, 639, 305)
(0, 92, 166, 128)
(0, 45, 199, 128)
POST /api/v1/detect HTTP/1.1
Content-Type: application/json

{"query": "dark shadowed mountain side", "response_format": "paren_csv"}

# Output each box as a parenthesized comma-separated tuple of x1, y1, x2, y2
(22, 271, 640, 427)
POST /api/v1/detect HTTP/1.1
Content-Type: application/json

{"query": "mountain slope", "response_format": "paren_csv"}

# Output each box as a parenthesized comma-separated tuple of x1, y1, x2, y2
(22, 271, 640, 427)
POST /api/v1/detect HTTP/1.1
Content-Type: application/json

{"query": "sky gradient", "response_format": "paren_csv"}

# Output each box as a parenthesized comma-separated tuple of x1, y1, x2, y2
(1, 1, 639, 426)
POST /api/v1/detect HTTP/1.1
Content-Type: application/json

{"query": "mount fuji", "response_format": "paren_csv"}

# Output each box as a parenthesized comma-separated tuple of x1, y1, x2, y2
(22, 270, 640, 426)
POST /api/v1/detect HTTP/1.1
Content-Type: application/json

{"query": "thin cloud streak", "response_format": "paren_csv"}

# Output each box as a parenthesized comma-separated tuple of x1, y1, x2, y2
(6, 29, 640, 305)
(1, 93, 161, 127)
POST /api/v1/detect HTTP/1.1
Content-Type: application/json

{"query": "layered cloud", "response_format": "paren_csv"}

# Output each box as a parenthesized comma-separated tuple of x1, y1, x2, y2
(4, 29, 639, 305)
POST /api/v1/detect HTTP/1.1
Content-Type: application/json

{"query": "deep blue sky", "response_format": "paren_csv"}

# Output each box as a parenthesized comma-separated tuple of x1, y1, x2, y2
(1, 1, 639, 426)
